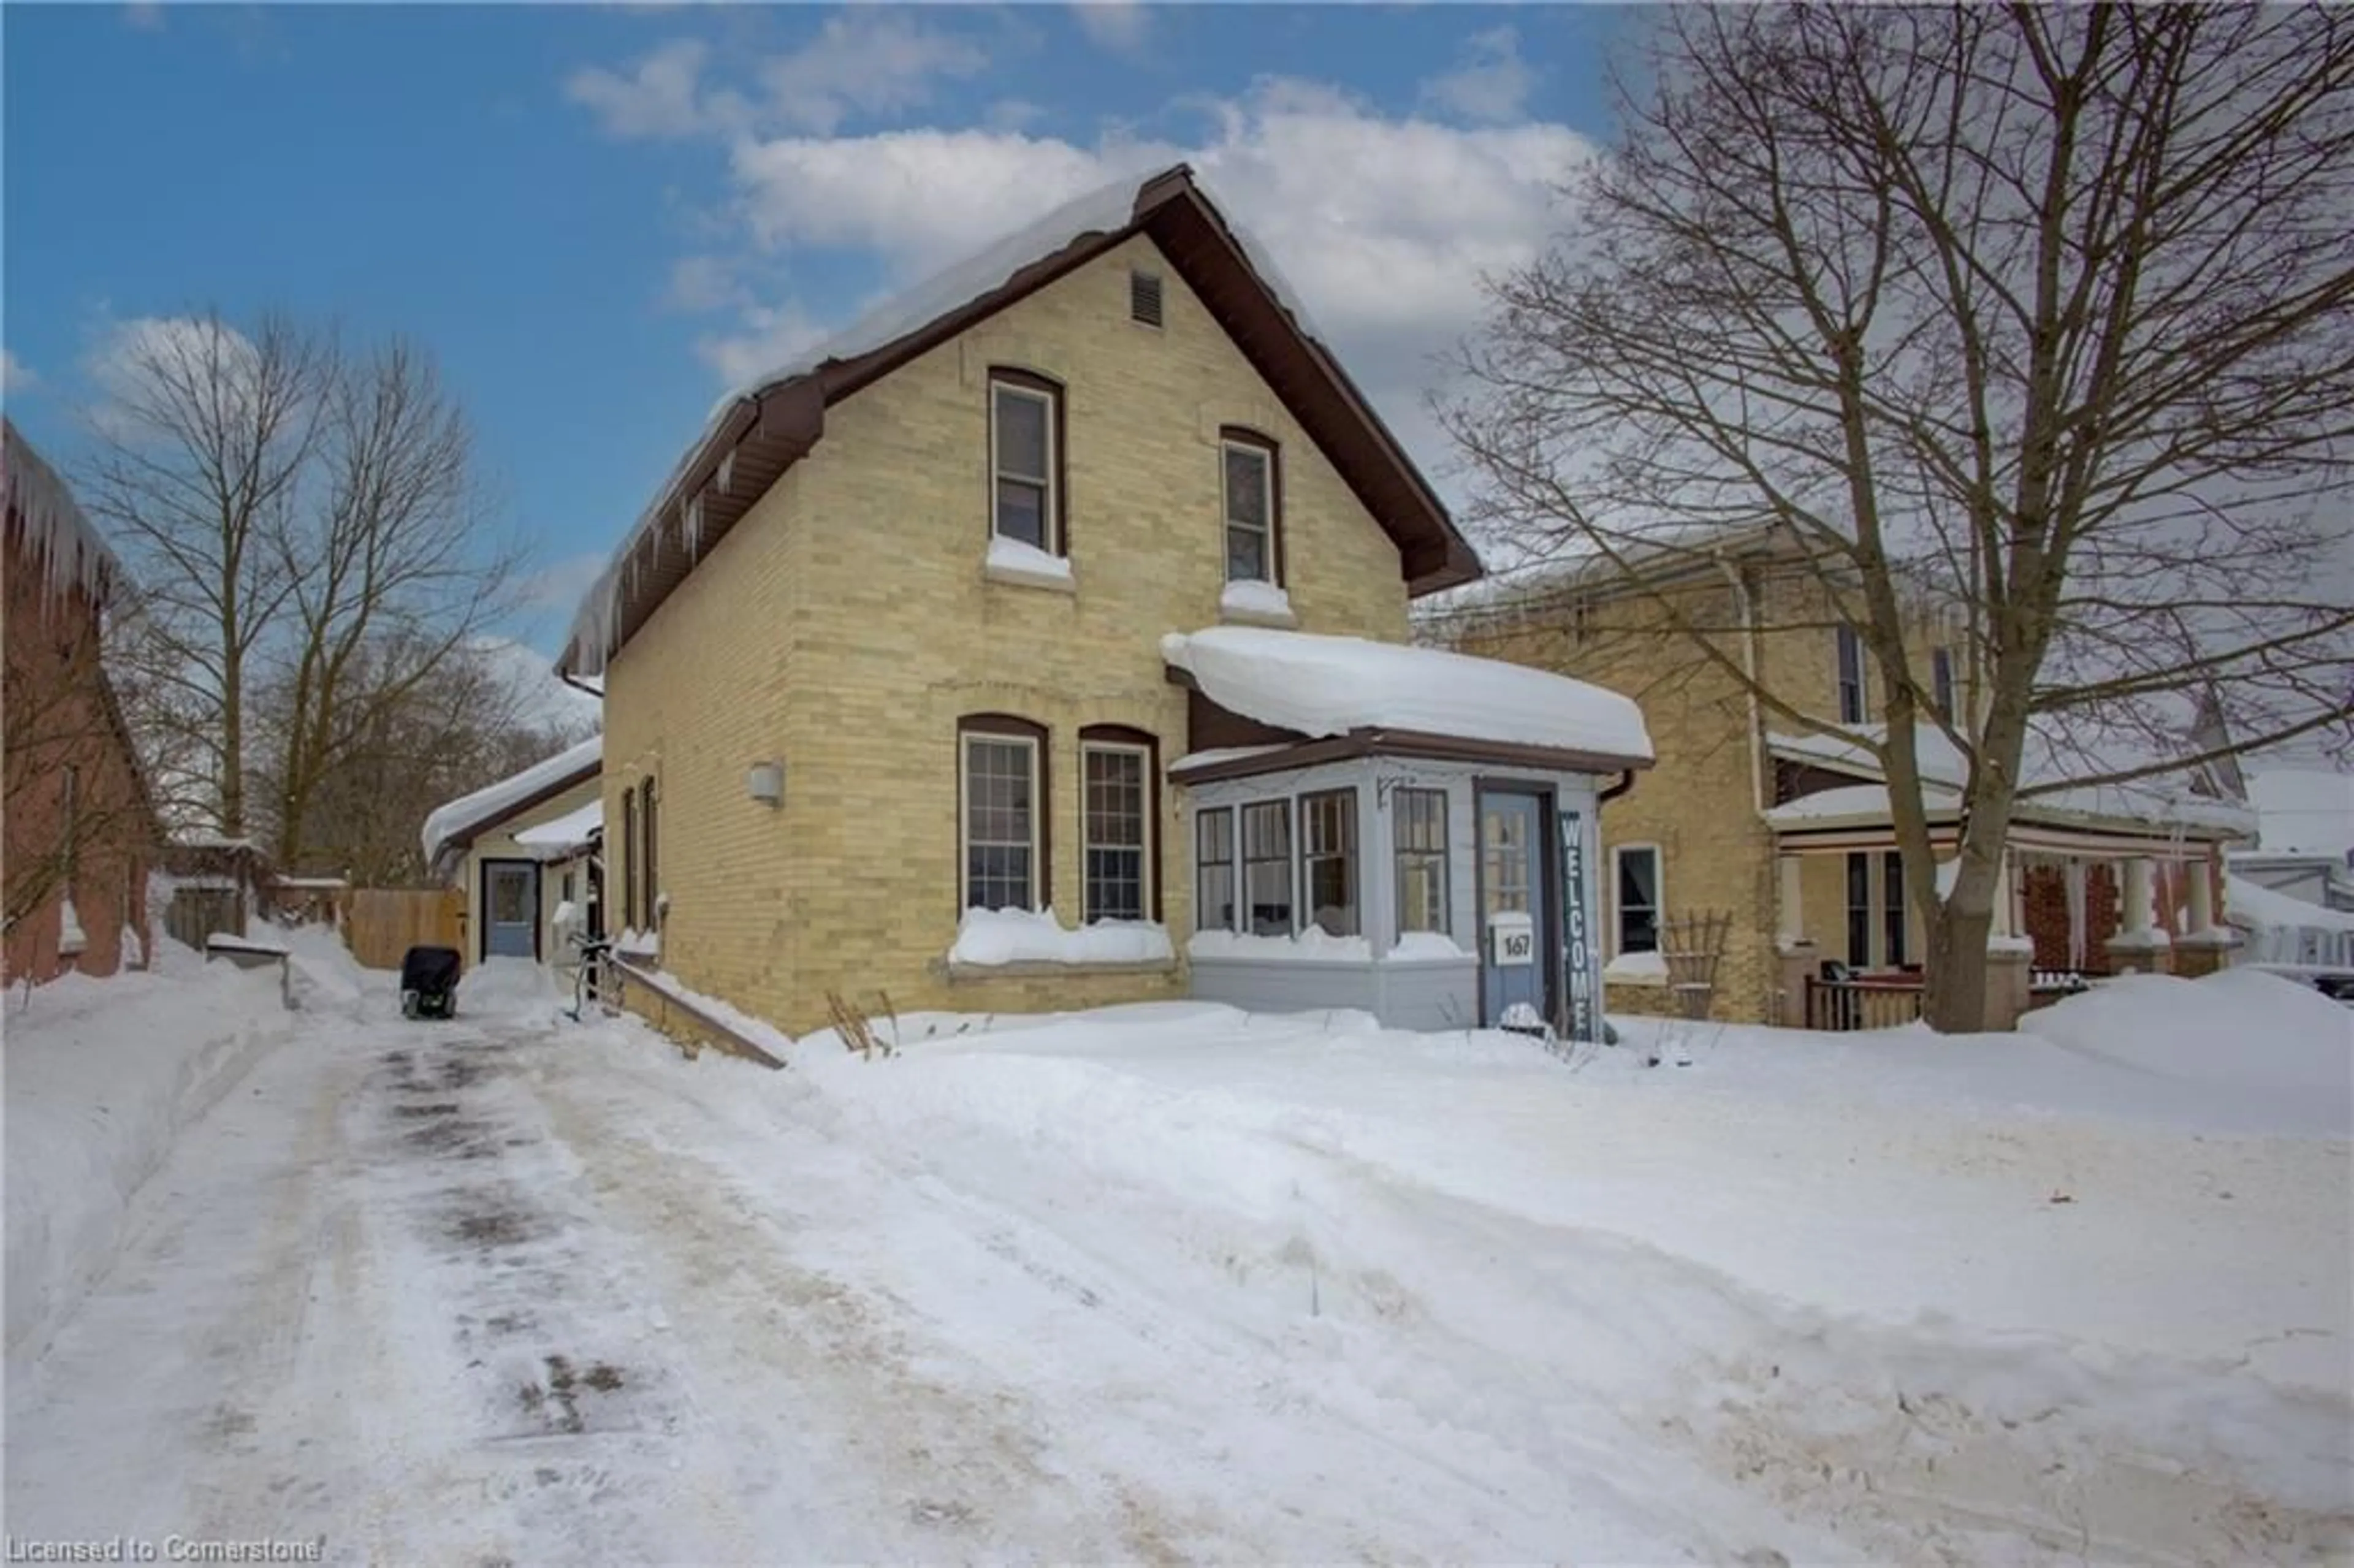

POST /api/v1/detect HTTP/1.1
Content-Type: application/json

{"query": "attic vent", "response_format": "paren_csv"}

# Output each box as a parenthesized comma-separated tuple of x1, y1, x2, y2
(1129, 269, 1164, 328)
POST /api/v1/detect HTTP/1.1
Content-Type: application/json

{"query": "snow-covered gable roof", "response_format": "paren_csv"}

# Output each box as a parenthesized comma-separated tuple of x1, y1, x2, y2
(3, 418, 126, 607)
(558, 165, 1481, 679)
(1163, 626, 1654, 767)
(1768, 725, 2256, 839)
(421, 736, 601, 878)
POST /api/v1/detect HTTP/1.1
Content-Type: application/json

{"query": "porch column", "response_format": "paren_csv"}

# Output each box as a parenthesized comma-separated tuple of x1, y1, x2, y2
(1984, 848, 2033, 1031)
(2175, 851, 2236, 977)
(1774, 853, 1816, 1028)
(2105, 855, 2173, 975)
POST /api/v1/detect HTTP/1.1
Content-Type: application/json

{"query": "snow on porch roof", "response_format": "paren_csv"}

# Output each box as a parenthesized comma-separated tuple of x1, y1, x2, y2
(1162, 626, 1653, 767)
(512, 797, 603, 859)
(421, 735, 601, 878)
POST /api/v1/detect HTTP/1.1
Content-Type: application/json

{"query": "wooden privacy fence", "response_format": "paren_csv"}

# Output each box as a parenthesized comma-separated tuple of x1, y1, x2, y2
(345, 888, 465, 970)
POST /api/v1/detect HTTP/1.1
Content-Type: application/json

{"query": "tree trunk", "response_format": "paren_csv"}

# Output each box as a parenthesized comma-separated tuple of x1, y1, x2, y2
(1922, 895, 1995, 1032)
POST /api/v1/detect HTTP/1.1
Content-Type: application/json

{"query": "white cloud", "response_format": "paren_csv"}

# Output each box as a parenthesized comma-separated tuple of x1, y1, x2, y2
(566, 39, 730, 140)
(694, 302, 832, 387)
(122, 2, 165, 31)
(701, 80, 1591, 474)
(569, 16, 989, 143)
(2, 349, 37, 395)
(1417, 26, 1537, 126)
(756, 12, 991, 136)
(1072, 2, 1152, 57)
(520, 552, 611, 615)
(665, 254, 747, 313)
(83, 316, 267, 436)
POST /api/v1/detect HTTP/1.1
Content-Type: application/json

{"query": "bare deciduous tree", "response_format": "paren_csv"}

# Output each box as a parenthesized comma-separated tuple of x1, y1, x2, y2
(80, 313, 541, 878)
(1442, 4, 2354, 1030)
(79, 312, 322, 841)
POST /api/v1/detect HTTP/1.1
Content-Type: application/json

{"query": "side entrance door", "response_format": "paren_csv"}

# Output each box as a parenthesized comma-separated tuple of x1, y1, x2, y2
(482, 860, 539, 961)
(1477, 788, 1553, 1027)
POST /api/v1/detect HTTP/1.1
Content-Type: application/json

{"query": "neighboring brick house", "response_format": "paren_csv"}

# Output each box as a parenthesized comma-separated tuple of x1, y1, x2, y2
(3, 419, 158, 984)
(556, 167, 1652, 1043)
(1446, 528, 2250, 1029)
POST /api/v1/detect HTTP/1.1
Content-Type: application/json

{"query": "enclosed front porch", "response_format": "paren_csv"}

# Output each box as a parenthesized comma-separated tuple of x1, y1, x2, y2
(1162, 626, 1653, 1040)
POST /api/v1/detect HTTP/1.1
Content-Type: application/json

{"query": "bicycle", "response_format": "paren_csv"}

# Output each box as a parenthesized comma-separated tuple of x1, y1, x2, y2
(565, 931, 615, 1022)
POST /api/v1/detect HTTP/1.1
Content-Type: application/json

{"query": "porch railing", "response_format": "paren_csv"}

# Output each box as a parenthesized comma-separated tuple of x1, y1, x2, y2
(1804, 975, 1924, 1031)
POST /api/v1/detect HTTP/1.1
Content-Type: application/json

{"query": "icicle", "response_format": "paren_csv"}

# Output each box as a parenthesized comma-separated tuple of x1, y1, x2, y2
(4, 420, 123, 608)
(715, 446, 736, 497)
(684, 494, 705, 559)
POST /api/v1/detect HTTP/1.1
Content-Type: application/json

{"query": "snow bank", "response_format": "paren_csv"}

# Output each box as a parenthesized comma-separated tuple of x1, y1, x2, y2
(1189, 927, 1373, 962)
(5, 948, 296, 1360)
(2228, 872, 2354, 934)
(1604, 950, 1667, 981)
(2018, 968, 2353, 1096)
(950, 907, 1175, 966)
(420, 734, 600, 875)
(1386, 931, 1469, 962)
(1162, 626, 1653, 763)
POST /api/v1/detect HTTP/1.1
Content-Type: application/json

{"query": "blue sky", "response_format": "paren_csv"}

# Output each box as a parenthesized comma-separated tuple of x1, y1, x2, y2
(4, 3, 1630, 653)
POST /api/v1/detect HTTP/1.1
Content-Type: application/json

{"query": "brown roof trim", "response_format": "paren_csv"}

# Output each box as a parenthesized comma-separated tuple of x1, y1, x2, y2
(560, 166, 1481, 677)
(1171, 726, 1650, 786)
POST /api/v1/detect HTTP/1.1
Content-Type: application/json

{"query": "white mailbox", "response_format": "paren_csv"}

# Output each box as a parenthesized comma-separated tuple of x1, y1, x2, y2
(1487, 910, 1534, 967)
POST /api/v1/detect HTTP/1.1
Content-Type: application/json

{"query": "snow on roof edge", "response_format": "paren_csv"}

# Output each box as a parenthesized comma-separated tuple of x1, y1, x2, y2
(421, 735, 602, 875)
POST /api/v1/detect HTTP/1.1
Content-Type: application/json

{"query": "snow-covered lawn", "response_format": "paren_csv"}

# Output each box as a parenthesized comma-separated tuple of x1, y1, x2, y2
(7, 952, 2348, 1563)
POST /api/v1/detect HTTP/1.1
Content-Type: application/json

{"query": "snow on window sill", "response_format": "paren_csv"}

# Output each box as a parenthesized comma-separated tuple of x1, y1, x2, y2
(615, 926, 660, 959)
(984, 536, 1076, 593)
(1189, 927, 1372, 964)
(1217, 578, 1296, 627)
(1603, 950, 1668, 986)
(1384, 931, 1472, 964)
(947, 907, 1174, 969)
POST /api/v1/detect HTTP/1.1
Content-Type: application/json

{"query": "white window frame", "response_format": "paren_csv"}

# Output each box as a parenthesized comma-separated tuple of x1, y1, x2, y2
(1220, 436, 1275, 584)
(1610, 842, 1663, 957)
(1392, 786, 1450, 942)
(1080, 740, 1154, 925)
(989, 378, 1059, 554)
(1836, 625, 1867, 724)
(960, 731, 1043, 912)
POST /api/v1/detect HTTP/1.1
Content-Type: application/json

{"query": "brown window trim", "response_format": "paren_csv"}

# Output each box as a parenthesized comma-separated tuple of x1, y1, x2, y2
(988, 368, 1068, 558)
(1078, 723, 1161, 924)
(958, 713, 1051, 915)
(1219, 425, 1283, 588)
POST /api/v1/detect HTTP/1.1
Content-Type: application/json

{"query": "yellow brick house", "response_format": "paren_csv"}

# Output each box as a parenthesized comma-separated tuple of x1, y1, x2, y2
(1444, 530, 2251, 1030)
(555, 167, 1653, 1043)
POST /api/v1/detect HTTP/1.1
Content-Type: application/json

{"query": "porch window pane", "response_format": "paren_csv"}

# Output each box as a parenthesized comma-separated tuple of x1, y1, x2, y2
(1195, 807, 1235, 934)
(1301, 789, 1358, 938)
(1613, 845, 1659, 954)
(1393, 788, 1449, 938)
(1484, 807, 1531, 915)
(1882, 850, 1908, 967)
(1845, 851, 1872, 967)
(1243, 800, 1293, 936)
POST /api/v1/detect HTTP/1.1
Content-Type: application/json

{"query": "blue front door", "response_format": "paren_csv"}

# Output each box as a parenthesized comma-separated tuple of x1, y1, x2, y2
(484, 861, 538, 959)
(1479, 791, 1550, 1027)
